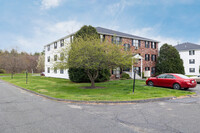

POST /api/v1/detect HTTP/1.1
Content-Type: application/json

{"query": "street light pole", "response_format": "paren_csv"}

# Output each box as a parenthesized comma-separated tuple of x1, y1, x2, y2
(133, 68, 136, 93)
(132, 58, 133, 79)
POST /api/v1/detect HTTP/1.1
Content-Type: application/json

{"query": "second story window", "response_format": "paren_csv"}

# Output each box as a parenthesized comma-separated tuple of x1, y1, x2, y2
(189, 50, 195, 55)
(47, 56, 50, 62)
(124, 44, 130, 51)
(189, 59, 195, 64)
(54, 55, 57, 61)
(60, 53, 64, 60)
(47, 45, 50, 51)
(54, 42, 57, 49)
(145, 54, 150, 61)
(112, 36, 122, 45)
(60, 39, 64, 47)
(145, 41, 149, 48)
(151, 55, 156, 61)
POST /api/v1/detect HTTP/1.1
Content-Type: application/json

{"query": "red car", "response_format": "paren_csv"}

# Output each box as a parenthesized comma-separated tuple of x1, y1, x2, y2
(146, 73, 197, 90)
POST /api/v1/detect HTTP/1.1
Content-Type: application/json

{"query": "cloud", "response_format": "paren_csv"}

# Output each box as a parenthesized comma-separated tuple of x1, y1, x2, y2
(41, 0, 63, 10)
(106, 0, 130, 16)
(14, 20, 83, 53)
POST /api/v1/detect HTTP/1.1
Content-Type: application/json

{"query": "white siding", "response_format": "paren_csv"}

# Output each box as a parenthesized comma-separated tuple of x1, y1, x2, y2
(44, 36, 71, 79)
(179, 49, 200, 75)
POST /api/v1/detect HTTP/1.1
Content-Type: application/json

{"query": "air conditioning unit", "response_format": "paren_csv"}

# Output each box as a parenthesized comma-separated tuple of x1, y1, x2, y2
(135, 46, 138, 50)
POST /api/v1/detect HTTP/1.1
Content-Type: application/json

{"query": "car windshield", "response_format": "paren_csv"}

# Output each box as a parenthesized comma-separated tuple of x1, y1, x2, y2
(175, 74, 190, 79)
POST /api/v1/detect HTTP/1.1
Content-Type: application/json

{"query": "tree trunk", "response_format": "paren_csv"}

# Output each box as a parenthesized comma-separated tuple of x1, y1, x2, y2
(91, 78, 95, 88)
(86, 69, 99, 88)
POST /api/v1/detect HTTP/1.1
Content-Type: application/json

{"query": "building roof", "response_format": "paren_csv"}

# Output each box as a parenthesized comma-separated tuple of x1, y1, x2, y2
(174, 42, 200, 51)
(44, 26, 159, 47)
(95, 27, 159, 42)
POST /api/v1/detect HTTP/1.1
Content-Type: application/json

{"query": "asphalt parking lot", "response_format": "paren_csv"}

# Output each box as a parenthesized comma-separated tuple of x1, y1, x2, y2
(0, 80, 200, 133)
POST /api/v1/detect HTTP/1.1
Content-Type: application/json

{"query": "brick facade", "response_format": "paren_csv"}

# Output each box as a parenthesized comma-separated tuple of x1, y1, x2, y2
(104, 35, 158, 75)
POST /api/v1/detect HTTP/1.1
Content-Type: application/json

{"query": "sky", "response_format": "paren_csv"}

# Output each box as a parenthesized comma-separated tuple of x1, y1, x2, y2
(0, 0, 200, 53)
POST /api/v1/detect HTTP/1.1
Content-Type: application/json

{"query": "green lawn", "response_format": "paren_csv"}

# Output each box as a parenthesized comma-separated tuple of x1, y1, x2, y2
(0, 74, 194, 101)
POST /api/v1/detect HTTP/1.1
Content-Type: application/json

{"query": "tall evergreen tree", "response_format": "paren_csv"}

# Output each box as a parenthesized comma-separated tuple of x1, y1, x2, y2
(155, 43, 184, 75)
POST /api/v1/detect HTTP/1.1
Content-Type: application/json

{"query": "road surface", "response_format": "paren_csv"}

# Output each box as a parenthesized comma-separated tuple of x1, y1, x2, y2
(0, 80, 200, 133)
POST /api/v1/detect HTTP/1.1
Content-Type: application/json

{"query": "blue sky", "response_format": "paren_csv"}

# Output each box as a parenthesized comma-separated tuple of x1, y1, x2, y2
(0, 0, 200, 53)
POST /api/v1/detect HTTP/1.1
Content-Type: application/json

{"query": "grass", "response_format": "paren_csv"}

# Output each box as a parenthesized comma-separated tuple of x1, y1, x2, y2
(0, 74, 195, 101)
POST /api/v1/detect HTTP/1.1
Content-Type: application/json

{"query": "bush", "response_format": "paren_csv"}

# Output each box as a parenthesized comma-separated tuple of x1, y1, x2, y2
(68, 68, 110, 83)
(0, 69, 6, 74)
(121, 73, 130, 79)
(138, 72, 144, 78)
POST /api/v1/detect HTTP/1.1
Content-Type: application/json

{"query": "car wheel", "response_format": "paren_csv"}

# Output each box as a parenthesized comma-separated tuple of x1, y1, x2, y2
(173, 83, 181, 90)
(183, 88, 189, 90)
(148, 81, 154, 86)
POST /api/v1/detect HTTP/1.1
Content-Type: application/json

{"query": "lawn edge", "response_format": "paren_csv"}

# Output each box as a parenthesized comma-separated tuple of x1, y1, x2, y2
(0, 79, 197, 104)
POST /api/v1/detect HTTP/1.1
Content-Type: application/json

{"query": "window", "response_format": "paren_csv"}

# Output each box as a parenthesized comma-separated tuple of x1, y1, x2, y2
(60, 53, 64, 60)
(189, 68, 195, 73)
(60, 69, 64, 74)
(54, 68, 57, 74)
(189, 59, 195, 64)
(151, 42, 156, 49)
(124, 44, 130, 51)
(47, 45, 50, 51)
(145, 54, 150, 61)
(145, 41, 149, 48)
(132, 40, 139, 49)
(189, 50, 195, 55)
(151, 67, 155, 75)
(151, 55, 156, 61)
(60, 39, 64, 47)
(47, 56, 50, 62)
(54, 42, 57, 49)
(165, 75, 176, 79)
(138, 40, 141, 47)
(54, 55, 57, 61)
(47, 67, 50, 73)
(112, 36, 122, 45)
(70, 36, 74, 43)
(157, 74, 167, 78)
(175, 74, 190, 79)
(100, 34, 105, 42)
(145, 67, 150, 71)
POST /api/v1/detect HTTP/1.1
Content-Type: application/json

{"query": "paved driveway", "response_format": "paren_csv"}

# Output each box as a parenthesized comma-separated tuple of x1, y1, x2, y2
(0, 80, 200, 133)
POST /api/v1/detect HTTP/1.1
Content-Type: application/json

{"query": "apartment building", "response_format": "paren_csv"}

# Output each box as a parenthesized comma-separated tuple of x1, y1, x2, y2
(175, 42, 200, 75)
(44, 27, 159, 79)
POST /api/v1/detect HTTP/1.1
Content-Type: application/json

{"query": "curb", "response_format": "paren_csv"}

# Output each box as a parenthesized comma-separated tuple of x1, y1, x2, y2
(0, 79, 196, 104)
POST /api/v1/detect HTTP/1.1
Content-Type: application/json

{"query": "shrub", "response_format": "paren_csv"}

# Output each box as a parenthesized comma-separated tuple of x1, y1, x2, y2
(138, 72, 144, 78)
(0, 69, 6, 74)
(68, 68, 110, 83)
(121, 73, 130, 79)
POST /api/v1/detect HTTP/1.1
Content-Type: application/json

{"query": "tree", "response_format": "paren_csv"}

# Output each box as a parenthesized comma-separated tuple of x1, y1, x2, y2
(0, 49, 40, 74)
(155, 43, 184, 75)
(36, 54, 45, 72)
(55, 36, 132, 88)
(73, 25, 99, 40)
